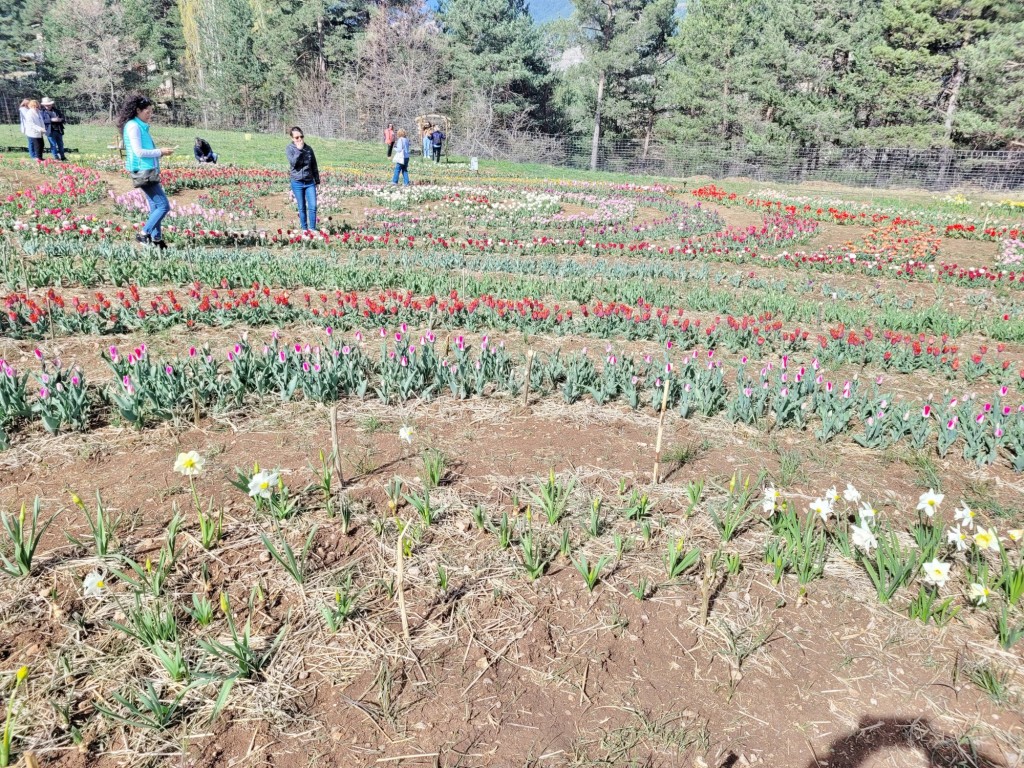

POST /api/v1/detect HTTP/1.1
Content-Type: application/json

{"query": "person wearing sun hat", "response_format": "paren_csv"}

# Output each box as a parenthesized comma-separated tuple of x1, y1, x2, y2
(41, 97, 67, 161)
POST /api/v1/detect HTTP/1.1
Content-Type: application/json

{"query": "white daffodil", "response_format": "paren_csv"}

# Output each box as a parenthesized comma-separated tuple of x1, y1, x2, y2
(858, 502, 878, 522)
(762, 486, 781, 516)
(946, 525, 968, 552)
(399, 425, 416, 444)
(173, 450, 204, 477)
(248, 470, 279, 499)
(825, 486, 840, 504)
(83, 571, 106, 599)
(810, 498, 833, 522)
(1008, 529, 1023, 543)
(851, 519, 877, 553)
(843, 484, 861, 504)
(968, 583, 990, 605)
(973, 527, 1000, 552)
(916, 489, 944, 517)
(953, 503, 976, 530)
(921, 558, 951, 588)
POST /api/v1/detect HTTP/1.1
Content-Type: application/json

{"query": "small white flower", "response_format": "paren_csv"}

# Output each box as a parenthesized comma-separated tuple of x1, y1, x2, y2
(399, 425, 415, 444)
(248, 470, 279, 499)
(968, 583, 990, 605)
(762, 486, 781, 515)
(173, 450, 204, 477)
(83, 571, 106, 599)
(916, 490, 944, 517)
(843, 484, 861, 504)
(973, 527, 1000, 552)
(858, 502, 878, 521)
(810, 498, 833, 522)
(851, 519, 877, 553)
(946, 525, 968, 552)
(953, 503, 976, 530)
(1007, 529, 1023, 543)
(921, 558, 951, 588)
(825, 486, 840, 504)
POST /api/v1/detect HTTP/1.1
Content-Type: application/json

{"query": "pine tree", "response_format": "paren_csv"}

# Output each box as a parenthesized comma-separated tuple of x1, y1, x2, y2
(569, 0, 676, 169)
(438, 0, 557, 131)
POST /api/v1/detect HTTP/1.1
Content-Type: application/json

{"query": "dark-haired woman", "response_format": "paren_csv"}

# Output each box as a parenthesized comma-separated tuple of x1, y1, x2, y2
(286, 127, 320, 232)
(116, 94, 174, 248)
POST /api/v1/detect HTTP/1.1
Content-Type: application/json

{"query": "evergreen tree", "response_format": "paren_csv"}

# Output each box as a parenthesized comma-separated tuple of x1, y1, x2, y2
(568, 0, 676, 169)
(438, 0, 556, 131)
(861, 0, 1004, 146)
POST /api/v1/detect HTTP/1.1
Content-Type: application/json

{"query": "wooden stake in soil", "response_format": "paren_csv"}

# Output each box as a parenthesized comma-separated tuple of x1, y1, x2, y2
(395, 524, 411, 646)
(45, 294, 56, 342)
(651, 376, 671, 484)
(700, 550, 715, 627)
(329, 403, 344, 488)
(523, 350, 535, 407)
(443, 334, 450, 358)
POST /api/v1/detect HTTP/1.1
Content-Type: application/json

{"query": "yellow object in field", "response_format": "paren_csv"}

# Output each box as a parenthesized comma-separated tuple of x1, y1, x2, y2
(245, 133, 252, 141)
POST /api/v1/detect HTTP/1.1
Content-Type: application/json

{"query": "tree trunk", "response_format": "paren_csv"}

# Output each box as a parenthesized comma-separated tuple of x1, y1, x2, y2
(317, 12, 326, 75)
(590, 69, 606, 172)
(938, 59, 966, 188)
(721, 64, 730, 140)
(943, 58, 965, 144)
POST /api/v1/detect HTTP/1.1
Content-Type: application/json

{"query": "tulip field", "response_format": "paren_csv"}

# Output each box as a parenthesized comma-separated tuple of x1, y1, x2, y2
(0, 144, 1023, 768)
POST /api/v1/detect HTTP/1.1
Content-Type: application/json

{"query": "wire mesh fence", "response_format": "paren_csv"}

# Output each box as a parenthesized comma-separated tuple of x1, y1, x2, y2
(3, 93, 1022, 191)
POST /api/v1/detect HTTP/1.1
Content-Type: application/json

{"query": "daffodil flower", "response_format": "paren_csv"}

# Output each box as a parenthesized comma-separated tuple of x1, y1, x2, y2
(810, 498, 832, 522)
(174, 450, 205, 477)
(399, 425, 415, 444)
(953, 503, 976, 530)
(946, 525, 968, 552)
(248, 470, 280, 499)
(851, 519, 877, 553)
(968, 583, 990, 605)
(843, 484, 861, 504)
(83, 570, 106, 599)
(916, 489, 944, 517)
(858, 502, 878, 521)
(921, 558, 951, 588)
(973, 527, 1000, 552)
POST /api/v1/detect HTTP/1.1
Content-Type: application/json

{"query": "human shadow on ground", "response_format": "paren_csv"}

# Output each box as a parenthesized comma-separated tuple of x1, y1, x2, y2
(800, 716, 1006, 768)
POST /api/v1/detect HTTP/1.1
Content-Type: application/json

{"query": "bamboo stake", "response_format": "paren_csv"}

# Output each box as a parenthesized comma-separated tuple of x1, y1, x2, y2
(523, 350, 535, 407)
(395, 524, 411, 646)
(45, 294, 56, 342)
(700, 551, 715, 627)
(329, 403, 343, 488)
(651, 376, 671, 484)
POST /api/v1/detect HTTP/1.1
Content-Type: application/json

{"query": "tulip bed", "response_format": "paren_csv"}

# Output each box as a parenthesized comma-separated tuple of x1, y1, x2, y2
(0, 151, 1022, 767)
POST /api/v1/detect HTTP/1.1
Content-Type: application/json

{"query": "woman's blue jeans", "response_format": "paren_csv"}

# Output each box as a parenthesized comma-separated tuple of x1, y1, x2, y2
(139, 181, 170, 241)
(291, 181, 317, 230)
(391, 161, 409, 185)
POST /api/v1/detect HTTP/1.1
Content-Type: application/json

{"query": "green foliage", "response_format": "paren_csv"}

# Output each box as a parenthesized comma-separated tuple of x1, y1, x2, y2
(438, 0, 557, 131)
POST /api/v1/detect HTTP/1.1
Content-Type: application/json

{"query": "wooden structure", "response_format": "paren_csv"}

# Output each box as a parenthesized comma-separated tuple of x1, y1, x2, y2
(415, 113, 451, 160)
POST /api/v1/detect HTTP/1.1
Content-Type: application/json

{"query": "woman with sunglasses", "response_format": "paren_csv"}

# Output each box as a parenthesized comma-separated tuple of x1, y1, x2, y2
(286, 127, 320, 232)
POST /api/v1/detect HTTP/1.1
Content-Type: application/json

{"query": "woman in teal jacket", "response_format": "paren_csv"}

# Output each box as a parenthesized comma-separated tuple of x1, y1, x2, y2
(116, 94, 175, 248)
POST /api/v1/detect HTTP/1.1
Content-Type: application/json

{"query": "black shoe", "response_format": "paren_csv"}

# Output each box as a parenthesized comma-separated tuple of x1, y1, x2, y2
(135, 233, 151, 245)
(151, 238, 167, 250)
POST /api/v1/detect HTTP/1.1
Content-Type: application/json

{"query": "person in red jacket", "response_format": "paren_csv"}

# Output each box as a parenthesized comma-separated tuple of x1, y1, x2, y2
(384, 123, 396, 158)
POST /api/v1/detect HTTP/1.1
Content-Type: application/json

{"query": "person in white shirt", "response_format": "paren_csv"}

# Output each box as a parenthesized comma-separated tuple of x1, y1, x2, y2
(23, 100, 46, 160)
